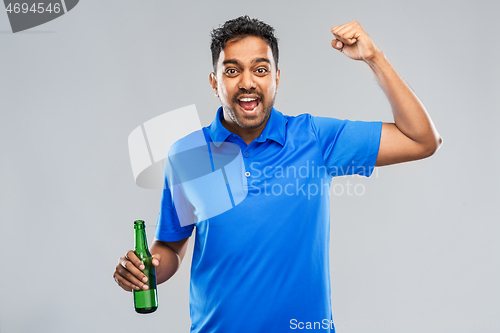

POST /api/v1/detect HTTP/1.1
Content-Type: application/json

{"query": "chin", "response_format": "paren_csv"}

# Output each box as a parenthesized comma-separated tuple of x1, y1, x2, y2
(238, 112, 270, 129)
(223, 101, 273, 129)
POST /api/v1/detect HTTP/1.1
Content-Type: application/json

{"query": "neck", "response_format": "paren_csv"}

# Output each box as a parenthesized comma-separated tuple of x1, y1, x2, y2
(221, 111, 270, 145)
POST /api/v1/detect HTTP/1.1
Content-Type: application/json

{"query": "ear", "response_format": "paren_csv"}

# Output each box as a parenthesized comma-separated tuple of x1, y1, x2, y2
(276, 69, 280, 88)
(209, 72, 218, 97)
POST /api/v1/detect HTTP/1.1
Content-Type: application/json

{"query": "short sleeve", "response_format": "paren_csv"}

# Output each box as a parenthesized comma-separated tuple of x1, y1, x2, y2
(155, 174, 195, 242)
(311, 116, 382, 177)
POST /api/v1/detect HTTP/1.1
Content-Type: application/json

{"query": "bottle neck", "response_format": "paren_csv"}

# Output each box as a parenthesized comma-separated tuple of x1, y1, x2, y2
(134, 220, 149, 254)
(135, 227, 148, 252)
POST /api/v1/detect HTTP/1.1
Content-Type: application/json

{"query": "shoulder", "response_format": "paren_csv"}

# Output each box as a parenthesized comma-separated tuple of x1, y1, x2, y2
(282, 112, 314, 127)
(283, 112, 344, 124)
(283, 113, 345, 134)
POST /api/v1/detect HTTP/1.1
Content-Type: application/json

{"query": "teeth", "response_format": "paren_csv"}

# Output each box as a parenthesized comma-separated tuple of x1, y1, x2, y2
(239, 97, 258, 102)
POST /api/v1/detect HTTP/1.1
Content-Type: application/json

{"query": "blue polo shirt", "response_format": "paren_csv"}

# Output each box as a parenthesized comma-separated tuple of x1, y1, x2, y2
(156, 106, 382, 332)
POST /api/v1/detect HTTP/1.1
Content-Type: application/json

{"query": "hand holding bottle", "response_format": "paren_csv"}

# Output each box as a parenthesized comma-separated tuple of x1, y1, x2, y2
(113, 220, 159, 313)
(113, 221, 190, 313)
(113, 250, 161, 292)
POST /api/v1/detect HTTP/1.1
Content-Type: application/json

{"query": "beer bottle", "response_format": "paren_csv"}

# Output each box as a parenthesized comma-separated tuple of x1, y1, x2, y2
(133, 220, 158, 313)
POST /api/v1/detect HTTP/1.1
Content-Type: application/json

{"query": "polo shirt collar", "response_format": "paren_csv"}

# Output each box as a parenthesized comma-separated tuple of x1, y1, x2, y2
(207, 106, 287, 147)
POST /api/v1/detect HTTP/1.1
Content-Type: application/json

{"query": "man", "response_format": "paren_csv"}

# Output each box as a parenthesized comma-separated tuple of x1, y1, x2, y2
(113, 16, 441, 332)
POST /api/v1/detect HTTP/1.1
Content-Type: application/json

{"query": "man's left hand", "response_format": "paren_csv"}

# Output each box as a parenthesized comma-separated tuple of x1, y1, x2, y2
(331, 20, 380, 61)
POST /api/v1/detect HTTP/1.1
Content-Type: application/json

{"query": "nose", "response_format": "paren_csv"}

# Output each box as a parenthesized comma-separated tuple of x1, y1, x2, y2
(238, 70, 256, 90)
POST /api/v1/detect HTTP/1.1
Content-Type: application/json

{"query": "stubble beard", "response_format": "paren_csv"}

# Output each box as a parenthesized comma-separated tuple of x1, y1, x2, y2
(224, 92, 277, 130)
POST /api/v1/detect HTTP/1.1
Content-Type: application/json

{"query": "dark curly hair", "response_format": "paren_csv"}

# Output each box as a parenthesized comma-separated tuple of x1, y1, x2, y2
(210, 15, 279, 73)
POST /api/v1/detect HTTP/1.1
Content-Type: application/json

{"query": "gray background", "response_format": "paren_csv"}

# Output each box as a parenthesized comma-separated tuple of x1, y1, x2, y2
(1, 0, 498, 332)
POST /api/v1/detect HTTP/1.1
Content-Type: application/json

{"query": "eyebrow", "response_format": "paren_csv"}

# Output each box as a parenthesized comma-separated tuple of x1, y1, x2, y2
(222, 57, 271, 66)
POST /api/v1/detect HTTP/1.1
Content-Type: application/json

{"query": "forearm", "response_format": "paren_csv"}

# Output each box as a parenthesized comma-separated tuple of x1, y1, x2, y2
(365, 51, 442, 150)
(150, 239, 186, 285)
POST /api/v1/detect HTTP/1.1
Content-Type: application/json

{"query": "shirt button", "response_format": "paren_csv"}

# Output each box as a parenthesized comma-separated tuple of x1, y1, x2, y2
(244, 171, 251, 177)
(244, 152, 249, 157)
(231, 134, 236, 137)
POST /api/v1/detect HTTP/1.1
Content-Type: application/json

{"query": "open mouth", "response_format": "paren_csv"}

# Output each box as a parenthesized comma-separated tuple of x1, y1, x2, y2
(237, 97, 260, 113)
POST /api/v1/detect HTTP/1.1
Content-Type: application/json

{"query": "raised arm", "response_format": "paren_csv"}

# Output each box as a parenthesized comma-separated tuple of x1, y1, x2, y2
(331, 20, 442, 166)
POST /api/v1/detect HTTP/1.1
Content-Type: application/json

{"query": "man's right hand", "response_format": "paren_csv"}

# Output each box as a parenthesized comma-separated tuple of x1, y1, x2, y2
(113, 250, 161, 292)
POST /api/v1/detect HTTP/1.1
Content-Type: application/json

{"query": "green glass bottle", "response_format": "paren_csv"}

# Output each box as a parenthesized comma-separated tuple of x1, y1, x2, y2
(133, 220, 158, 314)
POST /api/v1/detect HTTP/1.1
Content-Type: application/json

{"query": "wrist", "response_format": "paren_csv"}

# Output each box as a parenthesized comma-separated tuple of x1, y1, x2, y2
(363, 49, 386, 68)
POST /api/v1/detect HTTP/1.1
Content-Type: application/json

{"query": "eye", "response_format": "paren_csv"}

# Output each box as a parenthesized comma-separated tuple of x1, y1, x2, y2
(225, 68, 238, 76)
(256, 68, 268, 75)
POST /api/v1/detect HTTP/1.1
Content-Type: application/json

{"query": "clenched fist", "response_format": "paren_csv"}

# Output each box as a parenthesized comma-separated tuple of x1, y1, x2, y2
(331, 20, 381, 61)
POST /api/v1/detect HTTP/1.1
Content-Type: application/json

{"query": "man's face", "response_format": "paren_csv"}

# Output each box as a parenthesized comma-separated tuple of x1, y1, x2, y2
(210, 36, 280, 132)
